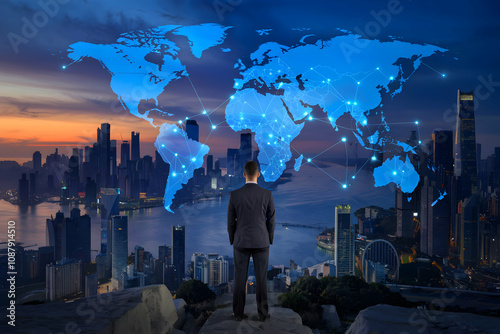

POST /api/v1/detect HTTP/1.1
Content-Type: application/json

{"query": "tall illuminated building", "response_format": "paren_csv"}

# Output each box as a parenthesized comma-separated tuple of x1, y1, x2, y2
(455, 90, 479, 266)
(172, 225, 185, 289)
(186, 120, 199, 142)
(455, 90, 478, 199)
(131, 131, 140, 161)
(334, 204, 354, 277)
(112, 215, 128, 290)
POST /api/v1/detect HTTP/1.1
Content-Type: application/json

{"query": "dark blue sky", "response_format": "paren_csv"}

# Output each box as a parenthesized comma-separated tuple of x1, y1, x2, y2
(1, 0, 499, 162)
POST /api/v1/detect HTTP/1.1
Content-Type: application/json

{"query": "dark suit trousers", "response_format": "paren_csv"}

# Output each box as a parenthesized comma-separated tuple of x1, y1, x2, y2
(233, 246, 269, 317)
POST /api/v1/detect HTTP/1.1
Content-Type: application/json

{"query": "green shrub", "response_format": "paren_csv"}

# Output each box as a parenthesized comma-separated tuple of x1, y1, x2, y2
(175, 279, 215, 304)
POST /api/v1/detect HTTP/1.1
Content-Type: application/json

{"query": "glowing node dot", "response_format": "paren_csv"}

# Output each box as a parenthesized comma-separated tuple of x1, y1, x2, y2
(269, 134, 273, 138)
(357, 82, 360, 85)
(393, 171, 397, 175)
(174, 153, 178, 156)
(442, 74, 446, 77)
(342, 184, 347, 189)
(182, 165, 185, 168)
(310, 67, 313, 70)
(376, 67, 380, 70)
(308, 116, 313, 120)
(191, 157, 196, 162)
(352, 176, 356, 179)
(178, 120, 182, 124)
(362, 120, 367, 125)
(161, 144, 165, 148)
(230, 95, 235, 99)
(354, 102, 357, 105)
(202, 110, 207, 114)
(371, 156, 377, 161)
(415, 121, 419, 125)
(307, 158, 312, 163)
(390, 76, 394, 80)
(262, 114, 266, 117)
(62, 65, 66, 69)
(419, 140, 422, 144)
(212, 125, 216, 129)
(347, 101, 351, 105)
(173, 128, 177, 132)
(341, 137, 347, 142)
(172, 173, 177, 177)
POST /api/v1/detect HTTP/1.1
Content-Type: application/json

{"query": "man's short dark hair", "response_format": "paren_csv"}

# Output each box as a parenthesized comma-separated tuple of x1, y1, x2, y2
(244, 161, 259, 176)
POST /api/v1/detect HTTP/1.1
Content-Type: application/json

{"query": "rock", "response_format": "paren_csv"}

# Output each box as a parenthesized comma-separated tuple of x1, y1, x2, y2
(321, 305, 341, 331)
(346, 304, 500, 334)
(199, 293, 313, 334)
(173, 298, 187, 329)
(9, 284, 178, 334)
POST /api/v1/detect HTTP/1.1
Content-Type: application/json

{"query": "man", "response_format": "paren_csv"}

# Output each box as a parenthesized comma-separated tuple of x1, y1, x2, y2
(227, 160, 275, 322)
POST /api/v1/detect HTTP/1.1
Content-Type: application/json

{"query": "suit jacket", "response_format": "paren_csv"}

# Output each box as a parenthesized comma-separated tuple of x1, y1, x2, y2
(227, 183, 275, 248)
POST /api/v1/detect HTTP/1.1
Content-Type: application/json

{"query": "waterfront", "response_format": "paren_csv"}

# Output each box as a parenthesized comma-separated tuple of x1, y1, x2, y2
(0, 163, 395, 268)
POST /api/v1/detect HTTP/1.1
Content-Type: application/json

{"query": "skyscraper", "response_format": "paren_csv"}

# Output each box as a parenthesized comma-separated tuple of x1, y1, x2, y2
(18, 173, 29, 205)
(455, 90, 478, 199)
(432, 130, 454, 187)
(98, 123, 111, 188)
(33, 151, 42, 171)
(186, 120, 199, 142)
(112, 215, 128, 290)
(207, 155, 213, 175)
(46, 211, 65, 261)
(131, 131, 140, 161)
(172, 225, 185, 288)
(46, 259, 82, 301)
(135, 246, 145, 272)
(120, 141, 130, 167)
(334, 204, 354, 277)
(420, 176, 450, 258)
(460, 195, 479, 267)
(227, 148, 239, 176)
(63, 208, 91, 264)
(158, 244, 172, 265)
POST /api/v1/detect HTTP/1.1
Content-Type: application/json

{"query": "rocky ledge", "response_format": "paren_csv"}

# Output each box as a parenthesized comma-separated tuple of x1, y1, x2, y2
(8, 284, 178, 334)
(346, 304, 500, 334)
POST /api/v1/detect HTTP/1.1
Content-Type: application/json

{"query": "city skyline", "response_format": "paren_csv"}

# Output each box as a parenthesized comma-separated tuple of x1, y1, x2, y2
(1, 1, 500, 332)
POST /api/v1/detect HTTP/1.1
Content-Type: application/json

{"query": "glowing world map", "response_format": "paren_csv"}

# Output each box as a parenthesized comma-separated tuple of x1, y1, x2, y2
(66, 23, 447, 212)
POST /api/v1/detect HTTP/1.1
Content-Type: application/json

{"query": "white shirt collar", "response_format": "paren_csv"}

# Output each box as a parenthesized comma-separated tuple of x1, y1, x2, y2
(246, 181, 258, 184)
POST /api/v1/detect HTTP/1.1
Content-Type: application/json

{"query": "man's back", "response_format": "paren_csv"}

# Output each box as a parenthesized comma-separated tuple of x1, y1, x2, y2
(227, 183, 275, 248)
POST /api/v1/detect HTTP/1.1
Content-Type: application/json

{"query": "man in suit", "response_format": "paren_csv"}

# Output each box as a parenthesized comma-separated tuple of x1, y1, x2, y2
(227, 160, 275, 322)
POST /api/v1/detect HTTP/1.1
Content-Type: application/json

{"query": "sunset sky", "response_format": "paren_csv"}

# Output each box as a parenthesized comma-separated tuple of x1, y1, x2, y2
(1, 0, 499, 164)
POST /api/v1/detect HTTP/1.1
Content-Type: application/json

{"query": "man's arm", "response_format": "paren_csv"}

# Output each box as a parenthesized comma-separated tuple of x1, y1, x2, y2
(266, 191, 275, 245)
(227, 193, 237, 245)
